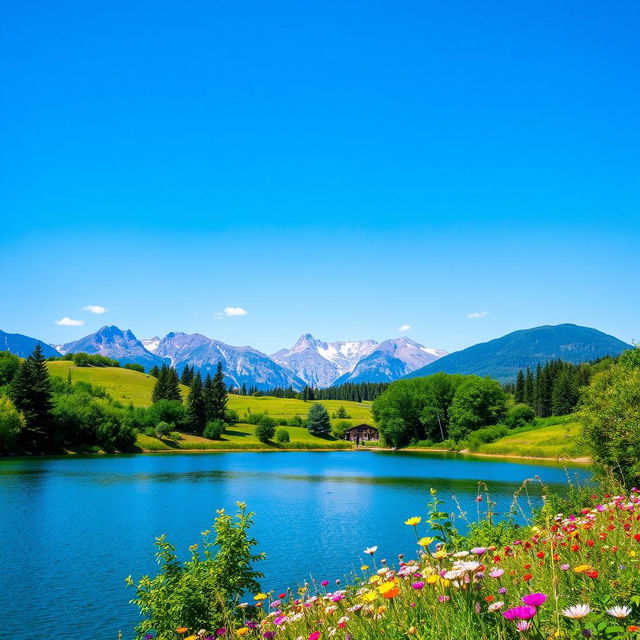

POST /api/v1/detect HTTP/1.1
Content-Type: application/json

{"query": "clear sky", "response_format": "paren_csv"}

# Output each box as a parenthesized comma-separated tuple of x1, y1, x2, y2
(1, 0, 638, 354)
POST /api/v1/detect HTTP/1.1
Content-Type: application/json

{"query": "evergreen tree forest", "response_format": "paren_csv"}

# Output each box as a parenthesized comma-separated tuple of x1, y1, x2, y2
(242, 381, 389, 402)
(504, 359, 595, 417)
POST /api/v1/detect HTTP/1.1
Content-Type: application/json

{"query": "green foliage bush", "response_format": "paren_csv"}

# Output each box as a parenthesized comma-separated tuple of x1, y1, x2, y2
(0, 395, 25, 453)
(331, 419, 352, 439)
(466, 424, 509, 451)
(275, 427, 290, 443)
(126, 503, 265, 639)
(504, 403, 536, 428)
(255, 415, 276, 442)
(581, 347, 640, 486)
(204, 419, 226, 440)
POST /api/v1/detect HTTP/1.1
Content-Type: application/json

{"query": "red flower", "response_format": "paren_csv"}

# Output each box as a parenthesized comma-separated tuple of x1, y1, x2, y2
(586, 540, 595, 547)
(571, 544, 580, 552)
(485, 595, 495, 603)
(493, 555, 501, 563)
(586, 570, 599, 579)
(536, 552, 545, 559)
(524, 564, 531, 570)
(523, 573, 533, 582)
(634, 534, 640, 542)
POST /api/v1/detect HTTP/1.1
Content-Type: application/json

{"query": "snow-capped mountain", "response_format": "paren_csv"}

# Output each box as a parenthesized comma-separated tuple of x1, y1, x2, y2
(60, 325, 165, 369)
(332, 337, 448, 385)
(141, 336, 160, 353)
(155, 332, 305, 391)
(271, 334, 378, 387)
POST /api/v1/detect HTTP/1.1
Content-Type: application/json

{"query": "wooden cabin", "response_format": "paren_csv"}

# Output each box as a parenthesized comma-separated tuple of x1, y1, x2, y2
(344, 423, 379, 444)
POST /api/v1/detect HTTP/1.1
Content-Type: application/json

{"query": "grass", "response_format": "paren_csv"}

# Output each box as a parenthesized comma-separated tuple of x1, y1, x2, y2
(135, 425, 353, 451)
(475, 418, 587, 459)
(46, 361, 371, 423)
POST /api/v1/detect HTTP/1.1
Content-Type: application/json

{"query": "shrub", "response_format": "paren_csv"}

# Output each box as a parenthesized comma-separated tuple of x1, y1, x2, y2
(331, 420, 352, 439)
(0, 395, 25, 453)
(225, 409, 239, 424)
(275, 428, 290, 443)
(505, 403, 536, 428)
(204, 419, 225, 440)
(145, 400, 187, 431)
(466, 424, 509, 451)
(255, 415, 276, 443)
(126, 503, 265, 639)
(124, 363, 145, 373)
(154, 421, 173, 439)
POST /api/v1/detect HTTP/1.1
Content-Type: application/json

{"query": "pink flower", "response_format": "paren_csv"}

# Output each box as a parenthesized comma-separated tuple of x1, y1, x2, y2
(321, 580, 329, 587)
(521, 593, 547, 607)
(309, 633, 321, 640)
(411, 582, 424, 590)
(489, 568, 505, 578)
(503, 606, 537, 620)
(516, 620, 532, 632)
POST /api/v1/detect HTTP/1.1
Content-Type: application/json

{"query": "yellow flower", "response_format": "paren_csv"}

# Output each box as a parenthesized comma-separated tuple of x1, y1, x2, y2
(185, 636, 196, 640)
(629, 550, 637, 558)
(430, 488, 437, 495)
(254, 593, 267, 600)
(405, 517, 421, 526)
(361, 590, 378, 602)
(369, 574, 382, 584)
(418, 537, 435, 547)
(573, 564, 591, 574)
(377, 605, 387, 614)
(361, 564, 370, 571)
(426, 574, 439, 585)
(378, 580, 400, 598)
(433, 550, 447, 559)
(236, 629, 249, 637)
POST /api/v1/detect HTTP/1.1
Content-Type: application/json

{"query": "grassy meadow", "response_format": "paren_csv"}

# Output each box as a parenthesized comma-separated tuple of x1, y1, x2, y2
(46, 361, 368, 451)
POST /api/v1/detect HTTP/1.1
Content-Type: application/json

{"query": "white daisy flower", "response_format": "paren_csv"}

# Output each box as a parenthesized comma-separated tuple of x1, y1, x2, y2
(606, 606, 632, 619)
(561, 604, 591, 619)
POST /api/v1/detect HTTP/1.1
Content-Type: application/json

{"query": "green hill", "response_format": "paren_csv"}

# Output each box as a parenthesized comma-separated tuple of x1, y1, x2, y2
(473, 417, 587, 460)
(47, 361, 372, 451)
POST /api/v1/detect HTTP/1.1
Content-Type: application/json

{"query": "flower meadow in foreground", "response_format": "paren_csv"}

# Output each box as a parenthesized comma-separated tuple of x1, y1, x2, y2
(165, 490, 640, 640)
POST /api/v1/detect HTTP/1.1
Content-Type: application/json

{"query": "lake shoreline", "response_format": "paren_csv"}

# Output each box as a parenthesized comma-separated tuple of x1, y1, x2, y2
(0, 444, 590, 465)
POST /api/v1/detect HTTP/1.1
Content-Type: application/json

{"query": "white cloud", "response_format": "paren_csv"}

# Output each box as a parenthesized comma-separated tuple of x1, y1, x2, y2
(214, 307, 248, 319)
(55, 317, 85, 326)
(467, 311, 489, 319)
(83, 305, 107, 314)
(398, 324, 411, 332)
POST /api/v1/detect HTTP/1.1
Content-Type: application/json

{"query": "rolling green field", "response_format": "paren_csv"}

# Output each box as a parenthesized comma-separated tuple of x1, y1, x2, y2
(46, 361, 370, 451)
(474, 418, 587, 459)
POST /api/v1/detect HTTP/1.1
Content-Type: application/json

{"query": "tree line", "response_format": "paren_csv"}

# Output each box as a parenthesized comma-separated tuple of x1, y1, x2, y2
(239, 381, 390, 402)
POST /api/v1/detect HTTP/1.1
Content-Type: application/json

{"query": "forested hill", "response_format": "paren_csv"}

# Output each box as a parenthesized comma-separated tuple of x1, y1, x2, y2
(406, 323, 631, 383)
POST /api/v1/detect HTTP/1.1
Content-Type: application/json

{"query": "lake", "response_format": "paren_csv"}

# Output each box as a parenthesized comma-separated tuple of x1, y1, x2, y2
(0, 451, 589, 639)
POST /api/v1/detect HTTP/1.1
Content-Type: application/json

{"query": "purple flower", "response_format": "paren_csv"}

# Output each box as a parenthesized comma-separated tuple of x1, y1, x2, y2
(521, 593, 547, 607)
(215, 629, 227, 637)
(471, 547, 487, 555)
(438, 595, 450, 602)
(499, 587, 507, 595)
(560, 564, 570, 571)
(274, 616, 287, 626)
(144, 635, 154, 640)
(321, 580, 329, 587)
(503, 606, 537, 620)
(411, 582, 424, 590)
(263, 633, 276, 640)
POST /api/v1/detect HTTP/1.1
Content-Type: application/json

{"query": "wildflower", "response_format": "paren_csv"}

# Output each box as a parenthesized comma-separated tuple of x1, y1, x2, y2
(407, 628, 417, 635)
(309, 633, 321, 640)
(573, 564, 591, 574)
(521, 593, 547, 607)
(235, 630, 249, 637)
(498, 587, 507, 595)
(503, 606, 537, 620)
(561, 604, 591, 619)
(360, 565, 369, 571)
(488, 601, 505, 612)
(263, 634, 276, 639)
(560, 564, 570, 571)
(418, 537, 434, 547)
(628, 626, 640, 632)
(177, 629, 189, 635)
(405, 517, 421, 526)
(522, 573, 533, 582)
(489, 568, 504, 578)
(438, 595, 450, 602)
(378, 580, 400, 599)
(364, 546, 378, 555)
(411, 582, 424, 590)
(471, 547, 487, 555)
(254, 593, 267, 601)
(321, 580, 329, 587)
(455, 560, 481, 573)
(606, 606, 632, 619)
(516, 621, 532, 632)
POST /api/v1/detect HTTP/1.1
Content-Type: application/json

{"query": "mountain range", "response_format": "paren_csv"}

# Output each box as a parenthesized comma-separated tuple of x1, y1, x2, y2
(407, 323, 632, 383)
(0, 323, 632, 389)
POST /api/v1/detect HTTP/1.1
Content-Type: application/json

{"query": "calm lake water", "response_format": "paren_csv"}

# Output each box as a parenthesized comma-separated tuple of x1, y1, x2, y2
(0, 451, 589, 639)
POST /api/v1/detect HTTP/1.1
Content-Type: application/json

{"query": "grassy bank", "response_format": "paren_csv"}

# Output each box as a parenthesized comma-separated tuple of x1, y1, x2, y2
(135, 424, 353, 452)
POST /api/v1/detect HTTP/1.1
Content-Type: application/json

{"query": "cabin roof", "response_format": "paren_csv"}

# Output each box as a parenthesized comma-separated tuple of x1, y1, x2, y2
(344, 423, 378, 433)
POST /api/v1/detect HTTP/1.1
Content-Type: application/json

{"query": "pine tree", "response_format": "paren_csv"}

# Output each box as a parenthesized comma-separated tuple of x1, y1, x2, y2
(203, 373, 215, 421)
(151, 365, 168, 403)
(186, 373, 207, 434)
(523, 367, 535, 408)
(149, 365, 160, 378)
(306, 402, 331, 437)
(10, 344, 55, 450)
(514, 370, 525, 403)
(551, 369, 579, 415)
(209, 362, 228, 422)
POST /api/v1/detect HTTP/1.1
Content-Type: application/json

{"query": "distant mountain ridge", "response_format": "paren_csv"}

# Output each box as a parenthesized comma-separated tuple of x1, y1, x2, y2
(333, 337, 447, 385)
(406, 323, 632, 383)
(271, 334, 378, 387)
(0, 329, 60, 358)
(1, 323, 632, 390)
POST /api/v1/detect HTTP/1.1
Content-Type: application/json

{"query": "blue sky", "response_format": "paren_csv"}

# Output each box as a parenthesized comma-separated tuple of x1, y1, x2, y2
(1, 0, 638, 354)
